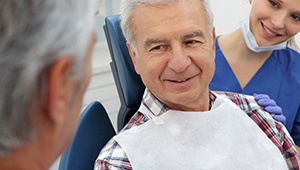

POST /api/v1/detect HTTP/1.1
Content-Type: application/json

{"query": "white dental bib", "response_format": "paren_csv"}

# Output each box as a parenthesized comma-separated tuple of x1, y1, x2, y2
(114, 93, 288, 170)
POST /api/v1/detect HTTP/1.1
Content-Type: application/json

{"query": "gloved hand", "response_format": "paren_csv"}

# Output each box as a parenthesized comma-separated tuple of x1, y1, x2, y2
(253, 93, 286, 125)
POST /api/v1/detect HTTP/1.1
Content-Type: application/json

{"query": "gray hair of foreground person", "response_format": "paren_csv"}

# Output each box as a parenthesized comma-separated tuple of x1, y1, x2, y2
(120, 0, 214, 51)
(0, 0, 94, 157)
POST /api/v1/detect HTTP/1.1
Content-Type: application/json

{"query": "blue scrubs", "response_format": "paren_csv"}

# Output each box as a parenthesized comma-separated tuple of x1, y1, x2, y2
(210, 37, 300, 146)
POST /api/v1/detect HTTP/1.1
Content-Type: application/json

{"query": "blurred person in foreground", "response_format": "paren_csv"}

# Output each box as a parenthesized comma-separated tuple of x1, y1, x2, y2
(0, 0, 96, 169)
(95, 0, 299, 169)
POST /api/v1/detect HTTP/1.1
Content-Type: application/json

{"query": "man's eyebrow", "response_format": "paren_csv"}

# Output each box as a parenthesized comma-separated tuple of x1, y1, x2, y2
(143, 38, 166, 49)
(183, 30, 205, 39)
(143, 30, 205, 49)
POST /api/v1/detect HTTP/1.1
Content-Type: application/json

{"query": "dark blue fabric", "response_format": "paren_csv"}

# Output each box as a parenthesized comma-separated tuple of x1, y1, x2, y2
(210, 37, 300, 145)
(104, 15, 145, 131)
(59, 101, 116, 170)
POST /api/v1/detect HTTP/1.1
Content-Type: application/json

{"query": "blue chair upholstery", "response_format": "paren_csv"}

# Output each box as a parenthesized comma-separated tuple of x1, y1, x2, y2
(103, 15, 145, 131)
(59, 101, 116, 170)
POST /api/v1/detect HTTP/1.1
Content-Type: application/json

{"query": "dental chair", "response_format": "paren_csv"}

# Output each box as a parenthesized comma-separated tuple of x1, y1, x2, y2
(103, 15, 145, 132)
(58, 101, 116, 170)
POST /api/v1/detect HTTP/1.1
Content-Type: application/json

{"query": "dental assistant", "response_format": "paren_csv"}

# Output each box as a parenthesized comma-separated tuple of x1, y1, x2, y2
(209, 0, 300, 149)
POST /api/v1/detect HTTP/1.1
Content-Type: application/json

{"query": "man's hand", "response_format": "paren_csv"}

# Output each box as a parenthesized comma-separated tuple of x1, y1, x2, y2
(254, 93, 286, 125)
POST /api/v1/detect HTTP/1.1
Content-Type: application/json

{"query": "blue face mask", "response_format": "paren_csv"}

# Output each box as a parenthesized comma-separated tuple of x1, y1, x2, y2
(239, 18, 287, 53)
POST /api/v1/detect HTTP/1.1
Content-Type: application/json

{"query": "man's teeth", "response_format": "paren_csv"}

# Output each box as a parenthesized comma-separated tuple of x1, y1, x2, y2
(175, 79, 187, 82)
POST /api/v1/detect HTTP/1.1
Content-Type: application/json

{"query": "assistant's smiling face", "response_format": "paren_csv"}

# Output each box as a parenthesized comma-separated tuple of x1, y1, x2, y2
(249, 0, 300, 46)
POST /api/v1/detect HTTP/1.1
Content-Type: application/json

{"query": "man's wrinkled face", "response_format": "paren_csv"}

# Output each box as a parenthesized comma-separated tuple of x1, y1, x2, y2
(128, 0, 216, 111)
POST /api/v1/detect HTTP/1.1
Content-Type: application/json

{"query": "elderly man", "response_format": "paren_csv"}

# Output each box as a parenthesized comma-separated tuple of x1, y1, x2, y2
(0, 0, 95, 169)
(95, 0, 299, 169)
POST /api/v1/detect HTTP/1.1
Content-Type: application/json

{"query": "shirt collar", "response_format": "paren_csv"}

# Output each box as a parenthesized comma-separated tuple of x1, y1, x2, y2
(141, 89, 217, 117)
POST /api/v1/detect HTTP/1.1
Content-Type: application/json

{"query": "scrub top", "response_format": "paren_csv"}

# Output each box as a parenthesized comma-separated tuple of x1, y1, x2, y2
(210, 37, 300, 146)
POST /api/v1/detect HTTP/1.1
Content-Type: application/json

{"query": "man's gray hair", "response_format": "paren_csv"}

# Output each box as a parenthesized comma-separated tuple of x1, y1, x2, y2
(0, 0, 94, 157)
(120, 0, 214, 50)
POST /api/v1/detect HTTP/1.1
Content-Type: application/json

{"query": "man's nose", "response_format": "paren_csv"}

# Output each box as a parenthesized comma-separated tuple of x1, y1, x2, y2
(167, 45, 191, 73)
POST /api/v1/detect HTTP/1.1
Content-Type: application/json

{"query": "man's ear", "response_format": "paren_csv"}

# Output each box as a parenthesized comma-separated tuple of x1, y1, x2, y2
(211, 27, 216, 58)
(212, 27, 216, 41)
(46, 57, 73, 123)
(126, 42, 140, 75)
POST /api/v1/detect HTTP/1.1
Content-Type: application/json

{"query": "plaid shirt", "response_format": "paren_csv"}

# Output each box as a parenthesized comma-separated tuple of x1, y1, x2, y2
(94, 89, 300, 170)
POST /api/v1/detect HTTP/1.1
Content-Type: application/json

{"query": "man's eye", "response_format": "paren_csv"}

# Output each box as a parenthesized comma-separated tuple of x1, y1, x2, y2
(185, 40, 202, 47)
(150, 45, 164, 51)
(186, 40, 198, 45)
